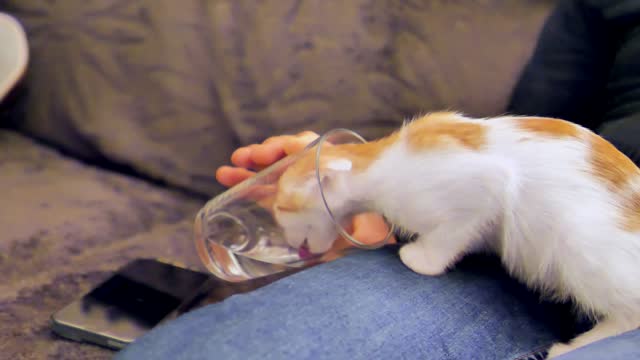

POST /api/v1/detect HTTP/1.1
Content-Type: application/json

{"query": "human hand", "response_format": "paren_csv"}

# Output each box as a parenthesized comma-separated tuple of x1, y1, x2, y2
(216, 131, 320, 187)
(215, 131, 395, 256)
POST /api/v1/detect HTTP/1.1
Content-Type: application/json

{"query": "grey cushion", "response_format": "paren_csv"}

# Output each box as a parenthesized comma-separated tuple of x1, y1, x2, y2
(2, 0, 554, 195)
(0, 130, 204, 359)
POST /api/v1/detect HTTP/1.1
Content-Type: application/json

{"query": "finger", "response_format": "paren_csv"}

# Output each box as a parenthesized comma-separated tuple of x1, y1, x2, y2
(251, 142, 287, 167)
(282, 139, 310, 155)
(215, 166, 256, 187)
(264, 132, 308, 157)
(296, 130, 320, 139)
(296, 131, 320, 146)
(254, 132, 319, 166)
(262, 131, 317, 145)
(351, 213, 396, 245)
(245, 184, 277, 201)
(237, 132, 320, 170)
(230, 147, 254, 168)
(263, 134, 291, 145)
(318, 236, 354, 263)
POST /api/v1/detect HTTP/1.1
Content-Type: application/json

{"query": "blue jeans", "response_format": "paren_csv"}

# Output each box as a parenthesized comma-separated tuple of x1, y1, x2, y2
(115, 246, 640, 360)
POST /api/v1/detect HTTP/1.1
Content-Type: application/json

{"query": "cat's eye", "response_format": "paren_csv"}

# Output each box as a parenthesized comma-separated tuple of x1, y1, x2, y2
(275, 204, 297, 212)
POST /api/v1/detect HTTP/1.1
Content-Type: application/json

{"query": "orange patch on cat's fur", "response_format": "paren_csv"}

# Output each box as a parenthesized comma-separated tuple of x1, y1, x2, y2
(586, 133, 640, 231)
(327, 132, 400, 171)
(282, 131, 400, 178)
(274, 131, 401, 210)
(621, 191, 640, 232)
(516, 117, 580, 139)
(405, 112, 486, 151)
(589, 133, 639, 192)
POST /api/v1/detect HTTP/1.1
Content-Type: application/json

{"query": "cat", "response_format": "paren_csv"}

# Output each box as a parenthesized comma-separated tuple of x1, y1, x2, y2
(271, 111, 640, 358)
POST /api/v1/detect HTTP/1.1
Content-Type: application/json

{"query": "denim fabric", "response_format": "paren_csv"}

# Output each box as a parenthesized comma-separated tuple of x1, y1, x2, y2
(115, 246, 615, 360)
(555, 329, 640, 360)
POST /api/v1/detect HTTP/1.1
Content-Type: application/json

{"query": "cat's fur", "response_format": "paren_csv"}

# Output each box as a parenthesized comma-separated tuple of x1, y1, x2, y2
(272, 111, 640, 358)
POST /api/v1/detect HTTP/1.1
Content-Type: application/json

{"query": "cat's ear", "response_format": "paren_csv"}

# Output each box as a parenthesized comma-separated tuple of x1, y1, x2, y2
(318, 158, 353, 189)
(326, 158, 352, 172)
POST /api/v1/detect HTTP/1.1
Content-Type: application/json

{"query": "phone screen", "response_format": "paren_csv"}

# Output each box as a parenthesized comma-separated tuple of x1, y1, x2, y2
(51, 259, 212, 349)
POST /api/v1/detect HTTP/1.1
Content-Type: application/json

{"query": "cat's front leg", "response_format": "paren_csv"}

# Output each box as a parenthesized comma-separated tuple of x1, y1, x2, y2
(399, 222, 488, 276)
(396, 157, 510, 276)
(399, 239, 452, 276)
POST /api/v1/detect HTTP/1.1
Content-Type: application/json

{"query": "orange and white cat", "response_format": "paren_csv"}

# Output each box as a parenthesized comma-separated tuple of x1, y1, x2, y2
(272, 111, 640, 358)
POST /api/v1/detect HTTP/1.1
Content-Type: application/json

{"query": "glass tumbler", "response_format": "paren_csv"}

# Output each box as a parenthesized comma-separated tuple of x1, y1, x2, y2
(194, 128, 395, 282)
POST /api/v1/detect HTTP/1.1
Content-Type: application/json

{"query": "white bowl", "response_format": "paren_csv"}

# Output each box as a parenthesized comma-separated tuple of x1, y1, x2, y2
(0, 12, 28, 102)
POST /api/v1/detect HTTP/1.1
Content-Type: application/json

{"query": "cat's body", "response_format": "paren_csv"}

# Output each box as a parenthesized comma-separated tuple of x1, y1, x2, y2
(272, 111, 640, 358)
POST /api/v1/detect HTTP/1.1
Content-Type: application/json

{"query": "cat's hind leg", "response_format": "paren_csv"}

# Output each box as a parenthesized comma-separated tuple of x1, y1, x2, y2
(546, 316, 640, 358)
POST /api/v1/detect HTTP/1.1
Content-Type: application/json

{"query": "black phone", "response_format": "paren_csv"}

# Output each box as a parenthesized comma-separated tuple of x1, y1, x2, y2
(50, 258, 212, 350)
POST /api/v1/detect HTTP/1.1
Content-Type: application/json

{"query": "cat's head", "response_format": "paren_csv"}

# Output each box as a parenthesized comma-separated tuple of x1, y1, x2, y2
(272, 151, 357, 255)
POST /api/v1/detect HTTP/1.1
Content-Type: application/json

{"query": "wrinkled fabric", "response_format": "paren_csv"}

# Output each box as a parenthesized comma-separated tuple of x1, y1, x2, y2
(115, 248, 589, 360)
(0, 1, 561, 359)
(1, 0, 553, 195)
(0, 130, 204, 359)
(555, 329, 640, 360)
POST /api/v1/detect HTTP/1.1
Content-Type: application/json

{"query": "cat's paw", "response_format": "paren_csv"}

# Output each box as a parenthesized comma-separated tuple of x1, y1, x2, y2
(399, 242, 449, 276)
(546, 342, 574, 359)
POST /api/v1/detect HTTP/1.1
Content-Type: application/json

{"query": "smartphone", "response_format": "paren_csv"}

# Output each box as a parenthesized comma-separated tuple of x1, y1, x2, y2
(51, 258, 212, 350)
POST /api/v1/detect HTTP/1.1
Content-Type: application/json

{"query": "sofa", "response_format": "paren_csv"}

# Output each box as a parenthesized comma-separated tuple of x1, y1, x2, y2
(0, 1, 555, 358)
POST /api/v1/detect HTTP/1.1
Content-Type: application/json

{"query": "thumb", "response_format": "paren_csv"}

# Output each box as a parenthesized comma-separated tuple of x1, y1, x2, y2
(282, 131, 320, 155)
(351, 213, 396, 245)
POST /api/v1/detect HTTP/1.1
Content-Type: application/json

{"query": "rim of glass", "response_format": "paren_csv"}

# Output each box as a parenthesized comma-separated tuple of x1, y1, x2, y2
(313, 128, 394, 249)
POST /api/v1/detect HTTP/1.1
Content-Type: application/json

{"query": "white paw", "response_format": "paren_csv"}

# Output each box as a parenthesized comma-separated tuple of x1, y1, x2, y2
(399, 242, 449, 276)
(546, 342, 575, 359)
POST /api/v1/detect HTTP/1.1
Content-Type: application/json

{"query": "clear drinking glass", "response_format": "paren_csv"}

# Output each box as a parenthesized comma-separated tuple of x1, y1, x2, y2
(194, 128, 395, 282)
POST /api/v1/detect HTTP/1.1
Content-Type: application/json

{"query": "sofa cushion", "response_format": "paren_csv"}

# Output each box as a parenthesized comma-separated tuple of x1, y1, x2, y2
(1, 0, 553, 196)
(0, 130, 205, 359)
